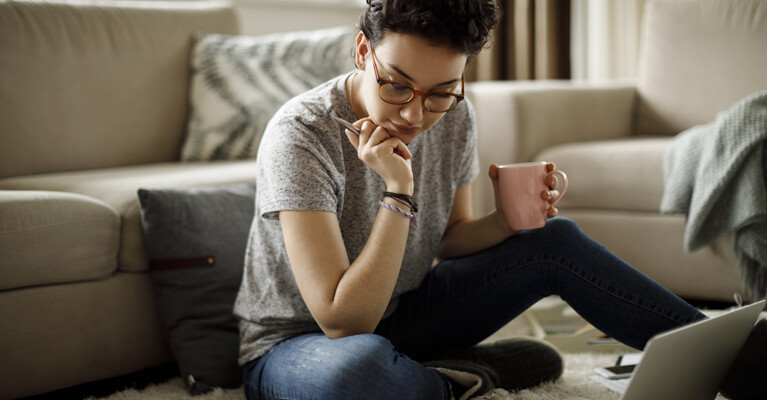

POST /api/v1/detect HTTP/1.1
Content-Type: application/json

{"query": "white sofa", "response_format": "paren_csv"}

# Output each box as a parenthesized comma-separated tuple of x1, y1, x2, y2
(0, 0, 364, 396)
(466, 0, 767, 303)
(0, 1, 251, 398)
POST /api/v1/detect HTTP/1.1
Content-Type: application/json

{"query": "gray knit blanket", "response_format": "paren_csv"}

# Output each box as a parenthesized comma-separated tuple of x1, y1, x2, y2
(660, 90, 767, 299)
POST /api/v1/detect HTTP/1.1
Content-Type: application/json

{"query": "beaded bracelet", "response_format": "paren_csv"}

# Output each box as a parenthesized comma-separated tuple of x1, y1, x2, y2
(378, 200, 417, 229)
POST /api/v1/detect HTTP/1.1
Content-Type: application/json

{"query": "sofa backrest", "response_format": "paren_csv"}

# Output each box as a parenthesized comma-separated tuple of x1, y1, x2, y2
(636, 0, 767, 136)
(0, 0, 238, 179)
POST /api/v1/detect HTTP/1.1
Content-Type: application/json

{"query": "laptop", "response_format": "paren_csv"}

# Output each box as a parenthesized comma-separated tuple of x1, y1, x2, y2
(582, 299, 765, 400)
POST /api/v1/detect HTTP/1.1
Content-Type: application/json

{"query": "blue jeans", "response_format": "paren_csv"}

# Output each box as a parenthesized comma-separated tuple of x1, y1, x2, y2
(243, 218, 705, 400)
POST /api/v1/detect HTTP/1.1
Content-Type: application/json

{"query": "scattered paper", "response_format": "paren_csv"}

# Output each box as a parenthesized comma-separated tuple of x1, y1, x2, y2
(590, 375, 631, 394)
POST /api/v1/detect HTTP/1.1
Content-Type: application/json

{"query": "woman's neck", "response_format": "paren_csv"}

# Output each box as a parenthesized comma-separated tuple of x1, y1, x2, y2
(346, 70, 366, 120)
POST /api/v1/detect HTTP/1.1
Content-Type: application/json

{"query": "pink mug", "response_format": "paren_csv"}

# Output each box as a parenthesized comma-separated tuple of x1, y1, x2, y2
(498, 162, 568, 230)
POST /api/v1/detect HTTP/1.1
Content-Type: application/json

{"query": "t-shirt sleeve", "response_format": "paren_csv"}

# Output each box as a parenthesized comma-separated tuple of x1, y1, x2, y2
(454, 99, 480, 189)
(256, 113, 341, 220)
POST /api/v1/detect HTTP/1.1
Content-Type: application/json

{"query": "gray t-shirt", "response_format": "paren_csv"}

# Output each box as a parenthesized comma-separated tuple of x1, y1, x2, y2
(234, 73, 479, 365)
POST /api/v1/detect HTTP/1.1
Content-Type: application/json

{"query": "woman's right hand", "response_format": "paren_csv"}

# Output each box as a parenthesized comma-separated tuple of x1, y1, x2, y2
(344, 118, 414, 194)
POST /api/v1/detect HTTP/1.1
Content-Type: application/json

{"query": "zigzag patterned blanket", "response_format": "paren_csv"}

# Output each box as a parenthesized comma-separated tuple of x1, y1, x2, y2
(661, 90, 767, 299)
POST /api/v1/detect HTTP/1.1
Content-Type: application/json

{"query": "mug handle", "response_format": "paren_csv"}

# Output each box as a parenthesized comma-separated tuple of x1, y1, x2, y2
(545, 169, 568, 206)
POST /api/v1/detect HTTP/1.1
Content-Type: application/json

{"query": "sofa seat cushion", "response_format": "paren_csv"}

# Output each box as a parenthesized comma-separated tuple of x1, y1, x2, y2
(0, 190, 119, 291)
(0, 160, 258, 272)
(536, 137, 670, 212)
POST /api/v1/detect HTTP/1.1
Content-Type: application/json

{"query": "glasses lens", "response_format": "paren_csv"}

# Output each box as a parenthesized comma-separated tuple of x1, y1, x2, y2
(380, 83, 413, 104)
(379, 82, 461, 112)
(425, 93, 459, 112)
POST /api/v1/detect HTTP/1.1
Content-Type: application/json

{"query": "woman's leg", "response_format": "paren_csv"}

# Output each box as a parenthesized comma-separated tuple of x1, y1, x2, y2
(242, 332, 451, 400)
(377, 217, 706, 356)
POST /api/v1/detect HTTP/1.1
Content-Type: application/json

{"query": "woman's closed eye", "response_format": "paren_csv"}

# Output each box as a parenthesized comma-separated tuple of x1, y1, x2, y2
(430, 92, 454, 100)
(389, 83, 411, 93)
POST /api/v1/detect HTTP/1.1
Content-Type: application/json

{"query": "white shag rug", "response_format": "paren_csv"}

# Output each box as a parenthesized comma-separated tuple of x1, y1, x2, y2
(89, 352, 626, 400)
(89, 303, 750, 400)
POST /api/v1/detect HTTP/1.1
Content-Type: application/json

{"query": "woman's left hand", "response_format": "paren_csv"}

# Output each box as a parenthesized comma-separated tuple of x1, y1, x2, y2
(488, 162, 560, 227)
(543, 162, 560, 218)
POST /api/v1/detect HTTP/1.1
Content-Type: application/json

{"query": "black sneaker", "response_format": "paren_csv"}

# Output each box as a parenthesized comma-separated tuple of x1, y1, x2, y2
(427, 359, 497, 400)
(721, 319, 767, 400)
(424, 337, 563, 394)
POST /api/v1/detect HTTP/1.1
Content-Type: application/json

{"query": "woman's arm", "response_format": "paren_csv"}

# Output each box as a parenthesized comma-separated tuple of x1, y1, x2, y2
(281, 118, 415, 339)
(436, 185, 514, 260)
(437, 163, 560, 260)
(280, 204, 410, 339)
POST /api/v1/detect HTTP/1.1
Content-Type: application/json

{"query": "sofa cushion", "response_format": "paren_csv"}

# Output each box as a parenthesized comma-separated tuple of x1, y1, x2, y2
(0, 190, 119, 291)
(536, 137, 670, 212)
(0, 0, 238, 179)
(636, 0, 767, 136)
(0, 161, 258, 272)
(137, 184, 255, 394)
(180, 26, 356, 161)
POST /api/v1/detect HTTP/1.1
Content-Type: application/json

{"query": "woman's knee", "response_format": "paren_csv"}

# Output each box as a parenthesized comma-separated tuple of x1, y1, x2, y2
(255, 334, 405, 397)
(258, 334, 444, 399)
(499, 217, 582, 249)
(331, 334, 398, 370)
(324, 335, 445, 399)
(542, 217, 580, 235)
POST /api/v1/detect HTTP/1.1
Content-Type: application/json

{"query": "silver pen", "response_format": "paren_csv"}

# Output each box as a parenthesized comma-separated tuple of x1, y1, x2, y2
(332, 116, 360, 136)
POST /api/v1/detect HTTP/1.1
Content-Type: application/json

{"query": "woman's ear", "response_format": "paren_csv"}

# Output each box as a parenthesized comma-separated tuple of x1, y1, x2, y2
(354, 31, 369, 70)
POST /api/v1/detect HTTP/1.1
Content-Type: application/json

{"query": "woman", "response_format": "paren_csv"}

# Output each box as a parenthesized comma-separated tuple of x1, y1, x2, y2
(234, 1, 760, 399)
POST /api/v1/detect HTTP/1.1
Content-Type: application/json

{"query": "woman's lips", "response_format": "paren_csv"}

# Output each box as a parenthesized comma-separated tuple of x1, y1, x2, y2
(392, 122, 420, 135)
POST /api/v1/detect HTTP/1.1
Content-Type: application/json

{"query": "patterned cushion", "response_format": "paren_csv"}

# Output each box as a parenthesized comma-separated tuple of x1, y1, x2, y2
(181, 26, 357, 161)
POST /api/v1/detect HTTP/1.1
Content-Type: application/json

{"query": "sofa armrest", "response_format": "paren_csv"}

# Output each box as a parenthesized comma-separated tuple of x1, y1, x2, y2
(465, 80, 637, 217)
(467, 80, 637, 163)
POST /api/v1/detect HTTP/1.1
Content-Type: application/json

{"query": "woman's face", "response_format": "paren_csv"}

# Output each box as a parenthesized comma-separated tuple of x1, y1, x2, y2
(353, 32, 468, 144)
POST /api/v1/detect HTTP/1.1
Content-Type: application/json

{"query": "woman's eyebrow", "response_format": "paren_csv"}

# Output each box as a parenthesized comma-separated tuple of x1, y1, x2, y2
(389, 64, 461, 89)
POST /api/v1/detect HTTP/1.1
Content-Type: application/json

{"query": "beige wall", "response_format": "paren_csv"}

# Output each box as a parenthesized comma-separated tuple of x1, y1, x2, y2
(233, 0, 364, 36)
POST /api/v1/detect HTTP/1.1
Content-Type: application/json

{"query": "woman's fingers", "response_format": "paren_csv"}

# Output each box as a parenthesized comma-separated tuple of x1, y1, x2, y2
(544, 162, 561, 218)
(389, 137, 412, 160)
(343, 127, 360, 147)
(357, 120, 375, 142)
(547, 205, 559, 218)
(347, 119, 413, 189)
(545, 163, 559, 190)
(353, 120, 412, 160)
(488, 163, 499, 179)
(546, 174, 559, 190)
(546, 162, 556, 172)
(541, 190, 560, 201)
(344, 119, 371, 150)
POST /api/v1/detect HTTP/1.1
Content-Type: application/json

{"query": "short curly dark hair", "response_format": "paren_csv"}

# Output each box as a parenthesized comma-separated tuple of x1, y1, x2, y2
(357, 0, 499, 60)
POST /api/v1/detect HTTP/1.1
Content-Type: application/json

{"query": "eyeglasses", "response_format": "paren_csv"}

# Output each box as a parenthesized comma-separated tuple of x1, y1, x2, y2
(370, 45, 464, 113)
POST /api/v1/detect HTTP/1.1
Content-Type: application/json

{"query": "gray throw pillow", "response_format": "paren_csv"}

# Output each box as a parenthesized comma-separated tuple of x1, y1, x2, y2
(181, 26, 356, 161)
(137, 184, 255, 394)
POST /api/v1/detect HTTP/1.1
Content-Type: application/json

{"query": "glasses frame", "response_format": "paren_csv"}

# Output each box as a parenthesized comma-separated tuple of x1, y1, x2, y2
(369, 44, 465, 113)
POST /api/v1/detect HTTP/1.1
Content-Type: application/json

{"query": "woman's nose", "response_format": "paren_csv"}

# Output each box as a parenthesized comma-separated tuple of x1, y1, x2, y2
(400, 95, 424, 123)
